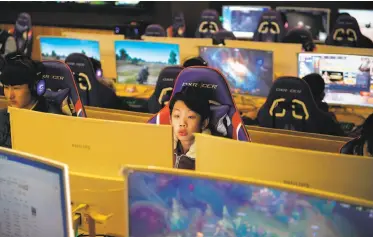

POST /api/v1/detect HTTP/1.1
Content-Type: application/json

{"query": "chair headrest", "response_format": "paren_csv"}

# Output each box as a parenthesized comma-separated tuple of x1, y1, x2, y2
(195, 9, 221, 38)
(42, 60, 86, 117)
(65, 53, 117, 107)
(326, 15, 363, 47)
(145, 24, 166, 37)
(148, 66, 250, 142)
(283, 27, 315, 52)
(253, 10, 286, 42)
(15, 12, 32, 33)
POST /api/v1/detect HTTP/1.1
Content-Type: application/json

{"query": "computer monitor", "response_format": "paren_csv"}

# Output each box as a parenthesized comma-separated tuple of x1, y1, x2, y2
(338, 9, 373, 42)
(123, 165, 373, 237)
(277, 6, 330, 42)
(39, 36, 101, 61)
(298, 53, 373, 108)
(195, 133, 373, 201)
(0, 147, 73, 237)
(114, 40, 180, 85)
(222, 5, 271, 39)
(199, 46, 274, 97)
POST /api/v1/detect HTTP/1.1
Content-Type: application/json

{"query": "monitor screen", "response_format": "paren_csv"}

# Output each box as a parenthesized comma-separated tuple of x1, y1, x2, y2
(39, 37, 100, 61)
(222, 6, 271, 38)
(338, 9, 373, 42)
(277, 7, 330, 41)
(0, 151, 69, 237)
(298, 53, 373, 107)
(114, 40, 180, 85)
(199, 46, 273, 97)
(127, 170, 373, 237)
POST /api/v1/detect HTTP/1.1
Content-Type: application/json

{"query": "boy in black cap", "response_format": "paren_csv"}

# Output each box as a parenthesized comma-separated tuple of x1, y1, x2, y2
(0, 53, 62, 148)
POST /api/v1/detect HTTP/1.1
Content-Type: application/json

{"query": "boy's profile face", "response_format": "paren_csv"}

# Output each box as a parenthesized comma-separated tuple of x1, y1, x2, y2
(3, 84, 33, 108)
(171, 100, 202, 143)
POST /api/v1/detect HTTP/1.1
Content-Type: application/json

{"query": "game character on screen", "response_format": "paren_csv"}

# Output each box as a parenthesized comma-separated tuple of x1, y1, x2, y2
(169, 86, 211, 170)
(0, 53, 63, 148)
(137, 65, 149, 84)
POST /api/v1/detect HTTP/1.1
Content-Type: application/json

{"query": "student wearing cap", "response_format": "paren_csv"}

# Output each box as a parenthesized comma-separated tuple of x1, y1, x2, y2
(0, 53, 62, 148)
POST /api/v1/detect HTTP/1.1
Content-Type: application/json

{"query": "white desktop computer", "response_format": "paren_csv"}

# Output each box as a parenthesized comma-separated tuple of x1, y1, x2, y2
(0, 147, 73, 237)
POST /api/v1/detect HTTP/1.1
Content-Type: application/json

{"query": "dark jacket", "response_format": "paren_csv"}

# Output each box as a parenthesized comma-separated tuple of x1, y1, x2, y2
(0, 97, 63, 148)
(174, 141, 195, 170)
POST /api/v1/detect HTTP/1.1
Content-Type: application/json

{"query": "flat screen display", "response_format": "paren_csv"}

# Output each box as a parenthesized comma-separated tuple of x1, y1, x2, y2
(200, 46, 274, 97)
(114, 40, 180, 85)
(222, 6, 271, 38)
(298, 53, 373, 107)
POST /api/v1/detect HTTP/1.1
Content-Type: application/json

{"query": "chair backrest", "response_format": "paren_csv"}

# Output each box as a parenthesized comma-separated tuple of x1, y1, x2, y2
(9, 12, 33, 57)
(253, 10, 286, 42)
(148, 66, 250, 142)
(65, 53, 118, 108)
(282, 27, 316, 52)
(195, 9, 221, 38)
(147, 66, 184, 113)
(326, 15, 372, 48)
(144, 24, 166, 37)
(42, 60, 86, 117)
(257, 76, 340, 135)
(171, 12, 186, 37)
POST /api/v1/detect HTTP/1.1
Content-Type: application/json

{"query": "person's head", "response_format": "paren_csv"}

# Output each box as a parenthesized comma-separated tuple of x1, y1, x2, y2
(302, 73, 326, 102)
(0, 54, 41, 108)
(169, 86, 210, 143)
(89, 57, 103, 78)
(183, 56, 208, 68)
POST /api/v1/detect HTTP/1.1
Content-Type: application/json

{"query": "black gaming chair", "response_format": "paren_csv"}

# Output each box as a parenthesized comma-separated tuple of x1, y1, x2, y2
(65, 53, 119, 109)
(253, 11, 287, 42)
(144, 24, 167, 37)
(340, 114, 373, 156)
(9, 12, 33, 57)
(257, 77, 344, 136)
(326, 15, 373, 48)
(282, 27, 316, 52)
(212, 30, 236, 45)
(147, 66, 183, 113)
(195, 9, 222, 38)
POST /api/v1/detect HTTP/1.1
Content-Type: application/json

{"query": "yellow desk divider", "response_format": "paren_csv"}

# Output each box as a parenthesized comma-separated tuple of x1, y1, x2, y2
(69, 171, 126, 237)
(9, 107, 173, 178)
(85, 106, 153, 118)
(85, 108, 150, 123)
(316, 44, 373, 56)
(142, 36, 212, 63)
(61, 31, 124, 80)
(122, 165, 373, 237)
(225, 40, 302, 77)
(246, 125, 351, 142)
(248, 129, 347, 153)
(0, 97, 7, 109)
(195, 133, 373, 201)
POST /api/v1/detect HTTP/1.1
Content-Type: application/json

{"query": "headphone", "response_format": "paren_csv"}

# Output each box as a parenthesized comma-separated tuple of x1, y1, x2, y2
(3, 53, 46, 97)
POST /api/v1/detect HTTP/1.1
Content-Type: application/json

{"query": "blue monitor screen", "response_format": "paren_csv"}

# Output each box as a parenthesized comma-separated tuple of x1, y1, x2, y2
(40, 37, 100, 61)
(0, 152, 68, 237)
(298, 53, 373, 107)
(200, 46, 273, 97)
(338, 9, 373, 42)
(114, 40, 180, 85)
(128, 170, 373, 237)
(222, 6, 270, 38)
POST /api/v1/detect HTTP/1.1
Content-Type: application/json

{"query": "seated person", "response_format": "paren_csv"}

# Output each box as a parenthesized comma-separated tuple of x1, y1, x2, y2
(183, 56, 208, 67)
(0, 54, 62, 148)
(89, 57, 116, 92)
(169, 86, 211, 170)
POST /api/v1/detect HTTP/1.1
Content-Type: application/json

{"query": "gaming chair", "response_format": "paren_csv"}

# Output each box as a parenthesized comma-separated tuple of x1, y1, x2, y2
(326, 15, 373, 48)
(65, 53, 119, 109)
(8, 13, 33, 57)
(148, 66, 250, 142)
(144, 24, 167, 37)
(167, 12, 186, 37)
(340, 114, 373, 156)
(212, 30, 236, 45)
(148, 66, 184, 114)
(195, 9, 222, 38)
(42, 61, 86, 117)
(253, 11, 287, 42)
(257, 77, 343, 136)
(282, 27, 316, 52)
